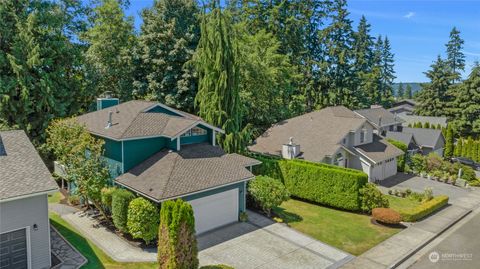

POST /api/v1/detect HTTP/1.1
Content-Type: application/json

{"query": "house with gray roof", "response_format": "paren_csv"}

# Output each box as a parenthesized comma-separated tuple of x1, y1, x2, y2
(249, 106, 404, 182)
(73, 97, 260, 234)
(402, 127, 445, 156)
(397, 114, 448, 128)
(388, 99, 416, 115)
(355, 106, 404, 136)
(0, 130, 58, 269)
(385, 131, 420, 154)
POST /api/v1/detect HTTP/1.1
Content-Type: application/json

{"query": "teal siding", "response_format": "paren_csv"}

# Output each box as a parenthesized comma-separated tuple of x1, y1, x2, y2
(123, 137, 167, 171)
(183, 182, 247, 212)
(102, 137, 122, 162)
(96, 98, 119, 110)
(168, 138, 178, 150)
(147, 106, 182, 117)
(180, 134, 208, 145)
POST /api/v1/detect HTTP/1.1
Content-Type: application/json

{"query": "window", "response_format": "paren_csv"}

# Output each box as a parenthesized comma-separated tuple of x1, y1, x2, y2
(333, 152, 344, 167)
(181, 127, 207, 137)
(342, 138, 347, 145)
(360, 126, 366, 143)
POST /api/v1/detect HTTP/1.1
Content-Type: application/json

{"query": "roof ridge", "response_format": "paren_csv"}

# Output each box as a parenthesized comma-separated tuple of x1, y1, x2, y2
(161, 151, 181, 196)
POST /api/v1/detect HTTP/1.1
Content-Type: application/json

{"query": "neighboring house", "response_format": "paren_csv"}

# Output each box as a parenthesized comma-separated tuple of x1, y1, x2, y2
(0, 130, 58, 269)
(402, 127, 446, 156)
(388, 99, 416, 114)
(397, 113, 448, 128)
(385, 131, 420, 155)
(75, 98, 260, 234)
(355, 106, 404, 136)
(248, 106, 404, 182)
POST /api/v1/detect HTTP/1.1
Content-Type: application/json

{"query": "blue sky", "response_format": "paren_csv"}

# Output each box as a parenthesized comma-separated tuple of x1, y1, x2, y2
(124, 0, 480, 82)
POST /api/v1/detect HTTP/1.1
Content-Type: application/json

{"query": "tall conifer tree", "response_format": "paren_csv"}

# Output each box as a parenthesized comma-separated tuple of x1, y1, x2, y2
(445, 27, 465, 83)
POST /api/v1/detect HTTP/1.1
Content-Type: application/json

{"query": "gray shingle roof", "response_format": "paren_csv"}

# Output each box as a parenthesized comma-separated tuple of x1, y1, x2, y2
(248, 106, 367, 161)
(402, 127, 444, 148)
(397, 113, 448, 128)
(352, 135, 405, 163)
(116, 143, 260, 201)
(355, 107, 404, 128)
(0, 130, 57, 201)
(385, 131, 416, 146)
(77, 100, 211, 140)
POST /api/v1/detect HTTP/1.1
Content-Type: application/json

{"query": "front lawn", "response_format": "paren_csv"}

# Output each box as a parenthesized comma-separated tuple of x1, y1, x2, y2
(387, 195, 421, 212)
(273, 199, 402, 256)
(48, 191, 64, 204)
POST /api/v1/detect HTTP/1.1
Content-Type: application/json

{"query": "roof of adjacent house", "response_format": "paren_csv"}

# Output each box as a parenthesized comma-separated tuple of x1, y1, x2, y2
(355, 107, 404, 128)
(77, 100, 220, 140)
(385, 131, 416, 146)
(396, 113, 448, 127)
(248, 106, 368, 161)
(116, 143, 260, 201)
(402, 127, 444, 148)
(0, 130, 57, 201)
(352, 135, 405, 163)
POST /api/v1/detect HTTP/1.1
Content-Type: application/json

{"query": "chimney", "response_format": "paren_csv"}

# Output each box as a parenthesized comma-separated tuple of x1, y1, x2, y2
(105, 110, 113, 129)
(370, 104, 383, 109)
(97, 91, 119, 111)
(282, 137, 300, 159)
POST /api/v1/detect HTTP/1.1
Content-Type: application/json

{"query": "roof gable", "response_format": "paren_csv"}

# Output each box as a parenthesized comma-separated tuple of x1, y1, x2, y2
(355, 107, 404, 127)
(402, 127, 443, 148)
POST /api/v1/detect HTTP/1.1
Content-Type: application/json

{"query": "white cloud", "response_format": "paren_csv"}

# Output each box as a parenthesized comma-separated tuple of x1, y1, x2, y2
(404, 12, 415, 19)
(464, 51, 480, 57)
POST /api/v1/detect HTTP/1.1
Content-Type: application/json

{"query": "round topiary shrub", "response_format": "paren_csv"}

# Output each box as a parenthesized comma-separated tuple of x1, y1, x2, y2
(111, 189, 135, 233)
(248, 176, 290, 216)
(127, 197, 159, 244)
(372, 208, 402, 225)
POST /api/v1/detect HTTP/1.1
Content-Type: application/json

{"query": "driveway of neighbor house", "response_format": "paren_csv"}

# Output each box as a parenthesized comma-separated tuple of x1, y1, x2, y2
(198, 210, 354, 269)
(378, 173, 471, 205)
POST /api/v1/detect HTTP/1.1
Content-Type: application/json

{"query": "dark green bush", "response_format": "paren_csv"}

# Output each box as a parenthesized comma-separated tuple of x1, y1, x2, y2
(359, 183, 389, 213)
(101, 187, 117, 210)
(248, 176, 290, 216)
(461, 165, 476, 181)
(399, 195, 449, 222)
(386, 138, 407, 172)
(111, 189, 135, 233)
(158, 199, 198, 269)
(127, 197, 159, 244)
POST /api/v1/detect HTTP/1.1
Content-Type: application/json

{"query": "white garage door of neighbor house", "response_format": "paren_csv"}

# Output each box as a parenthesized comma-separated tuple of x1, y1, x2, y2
(188, 188, 239, 234)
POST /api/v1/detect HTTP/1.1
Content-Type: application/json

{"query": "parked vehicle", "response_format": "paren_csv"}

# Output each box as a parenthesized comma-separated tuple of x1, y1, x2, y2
(450, 157, 480, 171)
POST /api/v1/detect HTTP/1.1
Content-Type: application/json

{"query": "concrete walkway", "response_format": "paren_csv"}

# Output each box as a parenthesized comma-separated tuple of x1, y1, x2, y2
(342, 190, 480, 269)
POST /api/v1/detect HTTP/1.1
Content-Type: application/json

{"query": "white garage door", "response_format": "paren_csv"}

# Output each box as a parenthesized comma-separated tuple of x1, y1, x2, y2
(188, 188, 239, 234)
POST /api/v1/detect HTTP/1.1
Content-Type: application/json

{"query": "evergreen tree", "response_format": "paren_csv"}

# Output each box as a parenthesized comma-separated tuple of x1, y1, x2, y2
(415, 56, 453, 116)
(473, 141, 479, 162)
(448, 65, 480, 136)
(454, 138, 463, 157)
(134, 0, 200, 112)
(380, 36, 395, 106)
(194, 3, 249, 153)
(404, 84, 413, 99)
(423, 122, 430, 129)
(0, 0, 87, 140)
(444, 126, 454, 158)
(397, 82, 404, 98)
(445, 27, 465, 83)
(82, 0, 136, 101)
(463, 137, 472, 157)
(352, 16, 374, 107)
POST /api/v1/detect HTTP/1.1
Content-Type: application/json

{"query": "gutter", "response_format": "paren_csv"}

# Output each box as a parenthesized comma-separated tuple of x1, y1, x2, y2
(0, 188, 58, 203)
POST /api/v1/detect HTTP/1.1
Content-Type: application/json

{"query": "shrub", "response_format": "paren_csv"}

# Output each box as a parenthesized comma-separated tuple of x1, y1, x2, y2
(248, 176, 290, 216)
(399, 195, 449, 222)
(423, 187, 433, 202)
(372, 208, 402, 224)
(279, 159, 367, 211)
(388, 189, 393, 195)
(461, 165, 476, 181)
(408, 192, 424, 202)
(426, 153, 443, 172)
(386, 139, 407, 172)
(158, 199, 198, 269)
(127, 197, 159, 244)
(410, 154, 426, 172)
(359, 183, 389, 213)
(101, 187, 116, 210)
(68, 194, 80, 206)
(112, 189, 135, 233)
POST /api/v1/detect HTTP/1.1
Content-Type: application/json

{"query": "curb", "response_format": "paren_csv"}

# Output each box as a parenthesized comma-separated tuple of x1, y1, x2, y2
(389, 208, 472, 268)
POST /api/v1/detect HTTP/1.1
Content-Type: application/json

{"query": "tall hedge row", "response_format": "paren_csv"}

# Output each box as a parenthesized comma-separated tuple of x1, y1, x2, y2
(249, 154, 368, 211)
(112, 189, 135, 233)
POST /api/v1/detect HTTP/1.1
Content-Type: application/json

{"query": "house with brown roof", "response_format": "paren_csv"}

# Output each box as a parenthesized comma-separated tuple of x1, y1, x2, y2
(249, 106, 404, 182)
(72, 97, 260, 234)
(0, 130, 58, 269)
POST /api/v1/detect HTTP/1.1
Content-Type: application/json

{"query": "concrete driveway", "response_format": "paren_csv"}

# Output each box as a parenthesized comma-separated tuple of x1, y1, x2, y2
(378, 173, 471, 205)
(197, 210, 353, 269)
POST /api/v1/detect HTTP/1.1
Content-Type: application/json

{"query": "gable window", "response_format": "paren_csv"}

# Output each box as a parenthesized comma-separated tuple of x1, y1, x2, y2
(360, 126, 367, 143)
(333, 152, 345, 167)
(181, 127, 207, 137)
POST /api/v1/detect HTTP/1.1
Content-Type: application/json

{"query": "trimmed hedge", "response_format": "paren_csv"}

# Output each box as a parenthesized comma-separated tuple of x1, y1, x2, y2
(248, 176, 290, 216)
(248, 153, 368, 211)
(127, 197, 159, 244)
(101, 187, 117, 210)
(112, 189, 135, 233)
(399, 195, 449, 222)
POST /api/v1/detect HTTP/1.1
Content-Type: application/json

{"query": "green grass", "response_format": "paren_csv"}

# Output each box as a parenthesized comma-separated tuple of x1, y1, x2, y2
(273, 199, 402, 256)
(387, 195, 421, 212)
(50, 212, 157, 269)
(48, 191, 64, 203)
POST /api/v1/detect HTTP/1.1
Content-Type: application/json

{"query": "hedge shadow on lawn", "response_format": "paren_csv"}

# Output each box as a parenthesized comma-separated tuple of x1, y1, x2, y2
(273, 206, 303, 223)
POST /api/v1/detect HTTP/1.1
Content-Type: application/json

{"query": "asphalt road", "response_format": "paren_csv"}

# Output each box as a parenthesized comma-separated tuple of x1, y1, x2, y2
(409, 211, 480, 269)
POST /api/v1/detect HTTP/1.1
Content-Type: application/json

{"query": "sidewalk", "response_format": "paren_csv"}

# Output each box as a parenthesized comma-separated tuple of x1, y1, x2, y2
(342, 190, 480, 269)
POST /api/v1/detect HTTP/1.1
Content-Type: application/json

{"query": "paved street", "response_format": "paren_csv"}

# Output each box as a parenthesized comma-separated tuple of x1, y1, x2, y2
(407, 210, 480, 269)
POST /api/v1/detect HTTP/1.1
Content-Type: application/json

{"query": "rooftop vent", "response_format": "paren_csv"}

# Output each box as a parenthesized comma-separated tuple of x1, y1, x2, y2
(282, 137, 300, 160)
(105, 111, 113, 129)
(0, 136, 5, 156)
(371, 104, 383, 109)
